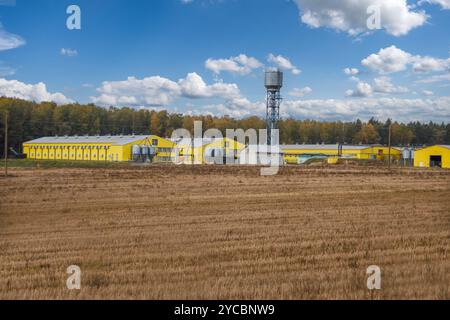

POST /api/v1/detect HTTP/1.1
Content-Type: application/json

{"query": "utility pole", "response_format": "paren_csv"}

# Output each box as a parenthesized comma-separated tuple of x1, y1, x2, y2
(388, 123, 392, 169)
(4, 110, 8, 177)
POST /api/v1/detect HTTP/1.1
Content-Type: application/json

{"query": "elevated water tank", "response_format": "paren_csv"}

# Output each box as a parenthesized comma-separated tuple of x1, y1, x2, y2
(265, 70, 283, 91)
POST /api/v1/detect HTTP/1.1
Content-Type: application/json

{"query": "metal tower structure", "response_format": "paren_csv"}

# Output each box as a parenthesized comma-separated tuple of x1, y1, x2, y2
(265, 70, 283, 145)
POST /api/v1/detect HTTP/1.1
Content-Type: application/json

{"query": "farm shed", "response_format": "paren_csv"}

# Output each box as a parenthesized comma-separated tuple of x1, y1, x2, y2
(23, 135, 174, 162)
(171, 137, 246, 164)
(414, 145, 450, 169)
(281, 144, 401, 164)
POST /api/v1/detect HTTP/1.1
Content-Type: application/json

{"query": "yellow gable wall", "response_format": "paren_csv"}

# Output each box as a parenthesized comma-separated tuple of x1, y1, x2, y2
(414, 146, 450, 168)
(117, 136, 173, 162)
(152, 136, 176, 162)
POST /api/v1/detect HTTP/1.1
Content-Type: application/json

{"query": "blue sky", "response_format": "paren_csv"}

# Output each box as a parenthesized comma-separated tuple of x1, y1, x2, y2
(1, 0, 450, 122)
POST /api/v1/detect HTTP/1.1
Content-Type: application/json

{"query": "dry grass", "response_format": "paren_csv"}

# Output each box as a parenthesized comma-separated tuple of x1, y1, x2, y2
(0, 165, 449, 300)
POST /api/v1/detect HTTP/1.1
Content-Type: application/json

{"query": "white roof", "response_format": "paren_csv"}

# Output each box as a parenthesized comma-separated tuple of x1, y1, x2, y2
(241, 145, 283, 154)
(281, 144, 373, 151)
(171, 137, 222, 147)
(24, 135, 151, 146)
(416, 145, 450, 151)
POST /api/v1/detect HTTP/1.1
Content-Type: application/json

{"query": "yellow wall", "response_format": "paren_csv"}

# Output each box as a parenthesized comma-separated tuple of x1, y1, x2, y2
(414, 146, 450, 168)
(24, 143, 115, 161)
(282, 146, 402, 163)
(171, 138, 246, 164)
(359, 147, 402, 161)
(282, 147, 361, 158)
(23, 137, 155, 162)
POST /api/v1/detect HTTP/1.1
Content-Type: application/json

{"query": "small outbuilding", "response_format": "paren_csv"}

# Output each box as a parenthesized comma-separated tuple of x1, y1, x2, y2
(414, 145, 450, 168)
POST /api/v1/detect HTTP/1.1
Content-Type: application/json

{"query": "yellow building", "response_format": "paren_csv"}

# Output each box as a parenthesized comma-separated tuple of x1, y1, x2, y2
(281, 144, 402, 164)
(414, 145, 450, 168)
(23, 135, 175, 162)
(171, 137, 246, 164)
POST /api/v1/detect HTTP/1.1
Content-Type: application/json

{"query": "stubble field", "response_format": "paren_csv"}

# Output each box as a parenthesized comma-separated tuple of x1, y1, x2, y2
(0, 165, 449, 299)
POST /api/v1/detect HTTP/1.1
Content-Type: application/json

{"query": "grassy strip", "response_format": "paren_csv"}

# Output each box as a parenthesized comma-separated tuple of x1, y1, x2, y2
(4, 159, 130, 169)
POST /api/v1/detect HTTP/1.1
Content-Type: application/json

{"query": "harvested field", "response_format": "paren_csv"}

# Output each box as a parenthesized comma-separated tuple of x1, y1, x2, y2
(0, 165, 449, 299)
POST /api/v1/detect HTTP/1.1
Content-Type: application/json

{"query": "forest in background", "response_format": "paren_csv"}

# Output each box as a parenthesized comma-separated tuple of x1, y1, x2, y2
(1, 97, 450, 155)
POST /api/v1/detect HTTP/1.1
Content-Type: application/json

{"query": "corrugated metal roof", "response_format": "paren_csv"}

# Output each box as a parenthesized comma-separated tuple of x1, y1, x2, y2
(281, 144, 373, 151)
(171, 138, 218, 147)
(24, 135, 151, 146)
(241, 145, 283, 153)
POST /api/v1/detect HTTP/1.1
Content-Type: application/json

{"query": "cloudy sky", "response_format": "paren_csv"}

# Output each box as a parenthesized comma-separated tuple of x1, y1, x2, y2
(1, 0, 450, 122)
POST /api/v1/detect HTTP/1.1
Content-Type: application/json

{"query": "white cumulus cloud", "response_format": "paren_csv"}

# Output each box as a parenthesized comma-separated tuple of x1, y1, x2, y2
(416, 73, 450, 83)
(346, 76, 409, 97)
(205, 54, 263, 75)
(267, 54, 301, 75)
(411, 56, 450, 73)
(344, 68, 360, 75)
(92, 72, 242, 107)
(373, 76, 409, 94)
(362, 46, 412, 74)
(362, 45, 450, 75)
(289, 87, 313, 97)
(283, 96, 450, 122)
(345, 82, 373, 97)
(200, 96, 450, 122)
(294, 0, 427, 37)
(0, 78, 73, 104)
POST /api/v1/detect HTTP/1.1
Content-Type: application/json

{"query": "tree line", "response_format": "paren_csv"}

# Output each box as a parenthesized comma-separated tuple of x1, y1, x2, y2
(1, 97, 449, 155)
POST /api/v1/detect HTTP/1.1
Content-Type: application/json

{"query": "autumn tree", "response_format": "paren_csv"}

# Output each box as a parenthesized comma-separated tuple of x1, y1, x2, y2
(353, 123, 380, 144)
(1, 97, 449, 156)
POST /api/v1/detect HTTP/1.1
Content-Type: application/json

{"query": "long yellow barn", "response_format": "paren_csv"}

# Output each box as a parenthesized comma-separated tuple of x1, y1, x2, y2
(23, 135, 174, 162)
(281, 144, 402, 164)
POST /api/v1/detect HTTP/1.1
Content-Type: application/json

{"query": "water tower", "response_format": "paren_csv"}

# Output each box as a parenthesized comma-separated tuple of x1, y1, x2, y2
(265, 70, 283, 145)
